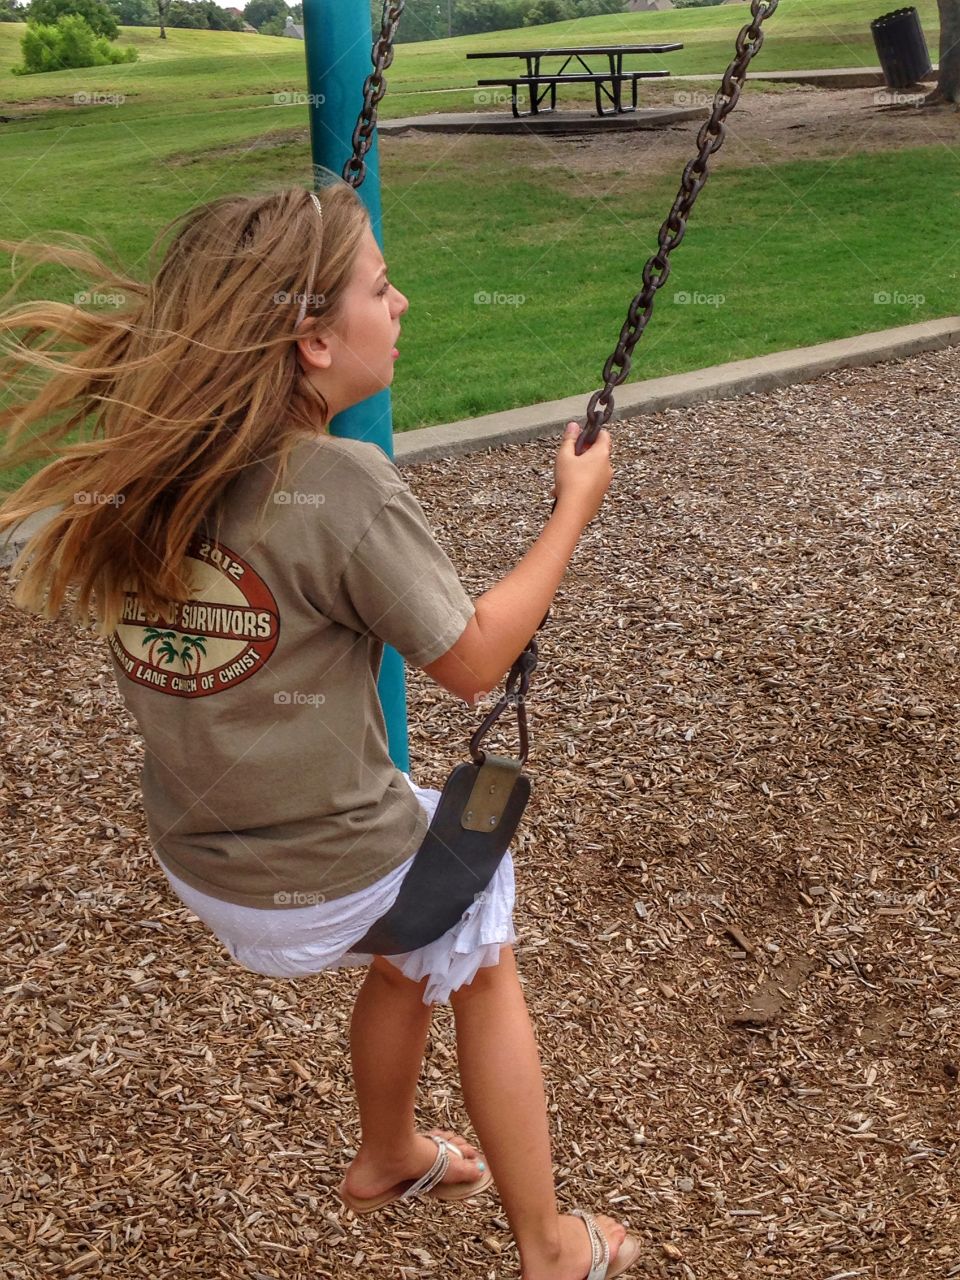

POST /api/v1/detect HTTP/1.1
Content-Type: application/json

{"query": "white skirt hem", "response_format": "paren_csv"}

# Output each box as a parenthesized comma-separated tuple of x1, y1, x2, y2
(158, 773, 517, 1006)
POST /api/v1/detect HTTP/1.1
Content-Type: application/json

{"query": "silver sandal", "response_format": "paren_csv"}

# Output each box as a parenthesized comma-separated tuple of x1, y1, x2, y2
(571, 1208, 642, 1280)
(397, 1134, 457, 1200)
(338, 1134, 493, 1214)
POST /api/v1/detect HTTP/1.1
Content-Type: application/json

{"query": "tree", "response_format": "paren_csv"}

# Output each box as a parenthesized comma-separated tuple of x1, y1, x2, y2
(381, 0, 447, 42)
(927, 0, 960, 104)
(523, 0, 571, 22)
(155, 0, 235, 36)
(204, 0, 242, 29)
(27, 0, 118, 38)
(108, 0, 158, 24)
(242, 0, 285, 29)
(572, 0, 626, 13)
(452, 0, 526, 35)
(372, 0, 626, 41)
(259, 10, 285, 34)
(167, 0, 206, 24)
(1, 0, 29, 20)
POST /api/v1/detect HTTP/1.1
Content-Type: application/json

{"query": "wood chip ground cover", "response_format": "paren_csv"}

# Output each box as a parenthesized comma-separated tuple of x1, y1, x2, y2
(1, 347, 958, 1279)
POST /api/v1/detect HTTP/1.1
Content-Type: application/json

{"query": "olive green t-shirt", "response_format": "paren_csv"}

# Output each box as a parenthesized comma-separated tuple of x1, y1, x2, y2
(105, 434, 476, 909)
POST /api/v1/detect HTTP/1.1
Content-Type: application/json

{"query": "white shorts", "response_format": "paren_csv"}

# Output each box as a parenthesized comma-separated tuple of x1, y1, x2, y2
(158, 774, 517, 1005)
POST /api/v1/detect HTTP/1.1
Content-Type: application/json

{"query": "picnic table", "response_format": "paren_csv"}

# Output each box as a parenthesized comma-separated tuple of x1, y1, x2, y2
(466, 43, 684, 119)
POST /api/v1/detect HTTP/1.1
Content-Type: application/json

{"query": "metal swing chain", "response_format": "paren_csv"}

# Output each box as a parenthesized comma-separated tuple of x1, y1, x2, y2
(339, 0, 778, 766)
(342, 1, 407, 188)
(578, 0, 779, 454)
(466, 0, 780, 761)
(340, 1, 533, 766)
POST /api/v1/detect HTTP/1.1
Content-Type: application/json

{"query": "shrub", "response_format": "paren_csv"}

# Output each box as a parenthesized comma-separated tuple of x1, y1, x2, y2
(28, 0, 119, 39)
(13, 11, 138, 73)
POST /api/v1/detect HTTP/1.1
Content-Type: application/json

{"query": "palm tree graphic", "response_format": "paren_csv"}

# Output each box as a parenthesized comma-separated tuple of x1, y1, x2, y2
(179, 635, 207, 675)
(142, 627, 177, 665)
(141, 628, 208, 674)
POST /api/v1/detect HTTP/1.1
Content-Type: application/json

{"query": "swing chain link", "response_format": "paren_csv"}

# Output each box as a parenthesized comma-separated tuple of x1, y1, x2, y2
(471, 0, 778, 760)
(340, 0, 778, 765)
(341, 1, 536, 768)
(343, 0, 407, 189)
(469, 641, 538, 767)
(579, 0, 779, 454)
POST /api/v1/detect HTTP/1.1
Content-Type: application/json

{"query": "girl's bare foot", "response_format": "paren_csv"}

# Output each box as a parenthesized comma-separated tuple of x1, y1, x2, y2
(522, 1212, 629, 1280)
(342, 1128, 485, 1201)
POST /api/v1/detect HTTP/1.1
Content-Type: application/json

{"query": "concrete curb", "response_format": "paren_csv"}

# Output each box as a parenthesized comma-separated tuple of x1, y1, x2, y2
(392, 317, 960, 465)
(1, 504, 62, 572)
(3, 318, 958, 568)
(379, 104, 708, 136)
(675, 65, 938, 90)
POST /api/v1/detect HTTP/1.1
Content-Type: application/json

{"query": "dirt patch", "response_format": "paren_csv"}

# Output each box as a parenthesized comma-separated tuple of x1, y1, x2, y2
(0, 96, 78, 113)
(728, 953, 819, 1027)
(163, 125, 309, 166)
(391, 84, 960, 184)
(0, 94, 140, 117)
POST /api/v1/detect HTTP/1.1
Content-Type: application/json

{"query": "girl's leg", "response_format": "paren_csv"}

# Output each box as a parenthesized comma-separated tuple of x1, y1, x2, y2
(343, 957, 485, 1200)
(349, 959, 431, 1162)
(450, 945, 629, 1280)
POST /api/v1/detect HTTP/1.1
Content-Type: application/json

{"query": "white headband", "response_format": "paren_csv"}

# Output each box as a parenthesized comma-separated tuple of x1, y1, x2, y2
(296, 191, 324, 327)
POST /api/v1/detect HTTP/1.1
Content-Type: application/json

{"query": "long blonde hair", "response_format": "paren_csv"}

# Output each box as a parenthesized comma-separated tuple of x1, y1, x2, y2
(0, 182, 370, 637)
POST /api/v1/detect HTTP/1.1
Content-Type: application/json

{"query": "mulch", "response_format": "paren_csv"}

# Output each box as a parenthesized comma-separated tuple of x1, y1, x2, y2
(1, 345, 958, 1279)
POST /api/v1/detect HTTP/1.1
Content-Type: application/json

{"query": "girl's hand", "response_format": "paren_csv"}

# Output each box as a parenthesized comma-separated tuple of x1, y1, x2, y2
(551, 421, 613, 526)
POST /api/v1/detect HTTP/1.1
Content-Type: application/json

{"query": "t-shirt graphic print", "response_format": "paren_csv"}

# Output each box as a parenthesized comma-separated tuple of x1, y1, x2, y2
(108, 535, 281, 699)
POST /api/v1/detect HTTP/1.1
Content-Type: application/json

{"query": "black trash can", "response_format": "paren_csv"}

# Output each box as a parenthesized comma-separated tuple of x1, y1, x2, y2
(871, 7, 932, 89)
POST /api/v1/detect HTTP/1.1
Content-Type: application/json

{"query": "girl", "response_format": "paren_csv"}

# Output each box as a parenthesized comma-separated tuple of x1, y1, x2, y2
(0, 183, 639, 1280)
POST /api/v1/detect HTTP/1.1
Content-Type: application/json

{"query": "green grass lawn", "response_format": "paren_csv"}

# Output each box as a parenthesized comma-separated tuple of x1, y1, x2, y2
(0, 0, 946, 113)
(381, 139, 956, 427)
(0, 0, 954, 488)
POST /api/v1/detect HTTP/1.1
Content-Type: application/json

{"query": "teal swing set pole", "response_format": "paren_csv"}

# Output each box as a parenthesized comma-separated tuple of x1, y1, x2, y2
(301, 0, 411, 773)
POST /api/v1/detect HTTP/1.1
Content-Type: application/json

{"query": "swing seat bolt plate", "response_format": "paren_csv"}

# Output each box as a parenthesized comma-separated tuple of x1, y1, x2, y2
(461, 754, 523, 832)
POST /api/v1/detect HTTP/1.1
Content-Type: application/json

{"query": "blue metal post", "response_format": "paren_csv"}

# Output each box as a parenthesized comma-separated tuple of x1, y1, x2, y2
(302, 0, 410, 773)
